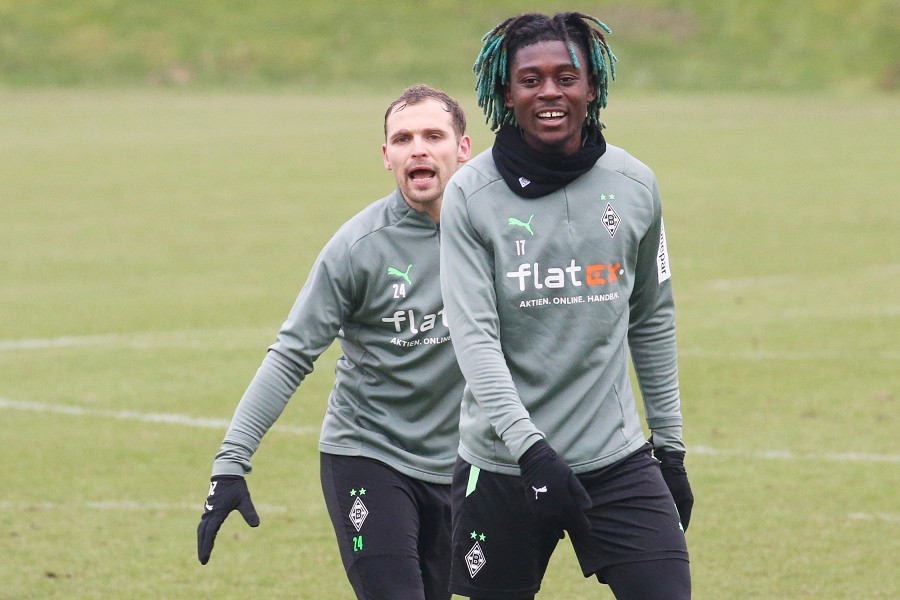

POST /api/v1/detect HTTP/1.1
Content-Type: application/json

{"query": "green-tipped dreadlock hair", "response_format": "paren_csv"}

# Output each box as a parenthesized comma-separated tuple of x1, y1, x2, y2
(473, 12, 618, 131)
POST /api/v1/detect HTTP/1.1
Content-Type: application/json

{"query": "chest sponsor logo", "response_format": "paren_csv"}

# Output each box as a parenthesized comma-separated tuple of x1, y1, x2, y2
(506, 260, 623, 291)
(508, 260, 624, 308)
(382, 308, 446, 333)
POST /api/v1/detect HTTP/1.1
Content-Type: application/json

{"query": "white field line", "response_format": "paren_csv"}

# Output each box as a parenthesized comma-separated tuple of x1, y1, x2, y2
(777, 305, 900, 318)
(691, 445, 900, 463)
(0, 333, 148, 351)
(0, 498, 891, 522)
(1, 500, 893, 523)
(1, 397, 897, 463)
(0, 500, 287, 513)
(705, 262, 900, 291)
(6, 333, 895, 362)
(0, 328, 270, 353)
(847, 512, 900, 523)
(0, 397, 317, 436)
(3, 264, 896, 353)
(679, 348, 900, 361)
(707, 273, 797, 291)
(4, 331, 898, 364)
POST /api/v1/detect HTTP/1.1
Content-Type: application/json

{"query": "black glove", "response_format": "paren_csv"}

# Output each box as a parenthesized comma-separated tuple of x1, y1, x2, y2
(654, 447, 694, 531)
(518, 439, 592, 534)
(197, 475, 260, 565)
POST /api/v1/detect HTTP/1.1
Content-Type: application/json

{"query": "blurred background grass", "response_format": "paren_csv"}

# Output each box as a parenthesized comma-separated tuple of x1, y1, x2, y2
(0, 0, 897, 93)
(1, 2, 898, 599)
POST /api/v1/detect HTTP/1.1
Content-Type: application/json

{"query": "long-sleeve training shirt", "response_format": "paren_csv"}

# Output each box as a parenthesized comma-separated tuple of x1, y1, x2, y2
(439, 145, 684, 476)
(213, 189, 464, 484)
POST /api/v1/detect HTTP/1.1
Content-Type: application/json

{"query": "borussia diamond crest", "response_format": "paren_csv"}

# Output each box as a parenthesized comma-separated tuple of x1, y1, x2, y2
(602, 202, 620, 237)
(349, 497, 368, 532)
(465, 541, 486, 578)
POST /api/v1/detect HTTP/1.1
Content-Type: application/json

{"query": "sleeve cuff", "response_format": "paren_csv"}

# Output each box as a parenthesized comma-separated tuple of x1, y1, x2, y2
(650, 424, 685, 453)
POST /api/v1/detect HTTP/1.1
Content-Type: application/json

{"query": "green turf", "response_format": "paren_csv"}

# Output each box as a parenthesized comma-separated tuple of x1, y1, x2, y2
(0, 0, 897, 92)
(1, 89, 897, 599)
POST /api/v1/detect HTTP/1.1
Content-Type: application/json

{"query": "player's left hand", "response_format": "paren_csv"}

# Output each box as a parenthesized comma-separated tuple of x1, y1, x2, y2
(654, 447, 694, 531)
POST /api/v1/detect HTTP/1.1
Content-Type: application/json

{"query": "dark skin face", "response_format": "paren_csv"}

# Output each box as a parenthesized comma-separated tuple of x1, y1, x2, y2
(504, 40, 597, 156)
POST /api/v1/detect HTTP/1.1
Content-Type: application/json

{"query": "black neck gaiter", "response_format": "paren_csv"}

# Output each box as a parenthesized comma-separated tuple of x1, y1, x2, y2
(492, 124, 606, 199)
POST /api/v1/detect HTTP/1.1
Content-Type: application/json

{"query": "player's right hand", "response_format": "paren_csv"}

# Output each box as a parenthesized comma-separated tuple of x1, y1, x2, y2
(517, 438, 592, 534)
(197, 475, 260, 565)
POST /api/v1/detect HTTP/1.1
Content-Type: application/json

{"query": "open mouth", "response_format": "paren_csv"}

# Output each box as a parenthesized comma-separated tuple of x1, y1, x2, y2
(408, 167, 436, 182)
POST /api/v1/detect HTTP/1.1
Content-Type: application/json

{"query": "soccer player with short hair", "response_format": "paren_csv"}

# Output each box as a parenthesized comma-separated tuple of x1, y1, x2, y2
(197, 84, 471, 600)
(439, 12, 693, 600)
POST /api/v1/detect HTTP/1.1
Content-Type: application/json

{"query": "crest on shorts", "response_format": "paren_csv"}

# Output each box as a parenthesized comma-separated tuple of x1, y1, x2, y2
(465, 541, 486, 578)
(348, 496, 368, 532)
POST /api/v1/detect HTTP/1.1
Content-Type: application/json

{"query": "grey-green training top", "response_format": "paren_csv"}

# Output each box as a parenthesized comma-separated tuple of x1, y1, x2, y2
(439, 145, 684, 476)
(212, 189, 464, 484)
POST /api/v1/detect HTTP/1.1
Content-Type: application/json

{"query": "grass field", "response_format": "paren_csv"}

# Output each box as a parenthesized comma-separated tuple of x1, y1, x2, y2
(1, 0, 896, 92)
(1, 88, 898, 599)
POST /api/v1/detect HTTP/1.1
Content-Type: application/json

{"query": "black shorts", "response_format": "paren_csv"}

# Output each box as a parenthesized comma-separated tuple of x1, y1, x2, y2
(449, 444, 689, 599)
(320, 453, 452, 600)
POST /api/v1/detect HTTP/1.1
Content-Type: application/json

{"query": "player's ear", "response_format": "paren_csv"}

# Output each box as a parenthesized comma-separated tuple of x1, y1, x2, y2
(457, 135, 472, 163)
(382, 144, 391, 170)
(587, 74, 597, 104)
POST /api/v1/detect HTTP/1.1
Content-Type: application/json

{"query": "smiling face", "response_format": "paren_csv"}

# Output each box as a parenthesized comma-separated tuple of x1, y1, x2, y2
(504, 40, 597, 156)
(382, 98, 471, 223)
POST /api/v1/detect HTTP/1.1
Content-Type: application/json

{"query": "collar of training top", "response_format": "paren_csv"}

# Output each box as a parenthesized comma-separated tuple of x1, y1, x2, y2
(492, 124, 606, 199)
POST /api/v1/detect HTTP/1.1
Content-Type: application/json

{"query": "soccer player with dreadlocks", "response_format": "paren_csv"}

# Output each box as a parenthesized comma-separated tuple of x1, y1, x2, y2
(440, 12, 692, 599)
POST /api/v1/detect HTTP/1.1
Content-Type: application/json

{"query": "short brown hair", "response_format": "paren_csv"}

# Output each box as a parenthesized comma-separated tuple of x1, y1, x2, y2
(384, 84, 467, 139)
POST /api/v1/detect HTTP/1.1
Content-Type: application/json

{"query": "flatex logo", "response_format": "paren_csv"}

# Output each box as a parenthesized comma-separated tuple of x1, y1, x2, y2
(506, 260, 624, 291)
(382, 308, 447, 333)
